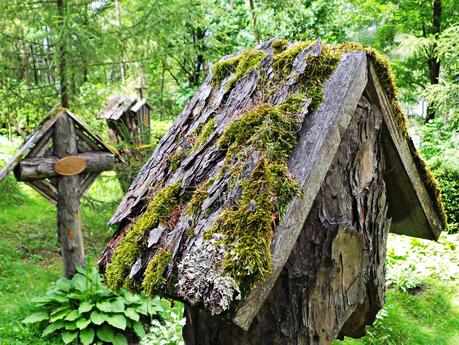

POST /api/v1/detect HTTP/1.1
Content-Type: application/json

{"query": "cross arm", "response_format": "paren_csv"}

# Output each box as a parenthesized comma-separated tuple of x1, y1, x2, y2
(14, 151, 116, 181)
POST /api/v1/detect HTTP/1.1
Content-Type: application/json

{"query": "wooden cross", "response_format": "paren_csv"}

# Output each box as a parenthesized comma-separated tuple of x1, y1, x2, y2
(135, 74, 148, 99)
(0, 106, 121, 278)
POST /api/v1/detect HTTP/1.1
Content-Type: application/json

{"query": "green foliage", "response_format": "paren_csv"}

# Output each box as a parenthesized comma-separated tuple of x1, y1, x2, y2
(140, 300, 185, 345)
(334, 234, 459, 345)
(22, 264, 153, 345)
(105, 181, 182, 290)
(430, 161, 459, 233)
(114, 120, 171, 192)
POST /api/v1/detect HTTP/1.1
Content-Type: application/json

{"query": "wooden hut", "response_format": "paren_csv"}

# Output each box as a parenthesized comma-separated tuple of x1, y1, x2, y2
(97, 95, 151, 146)
(100, 39, 446, 345)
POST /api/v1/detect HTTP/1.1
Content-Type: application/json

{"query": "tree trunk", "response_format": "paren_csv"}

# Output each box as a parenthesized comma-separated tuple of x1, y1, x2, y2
(183, 93, 391, 345)
(115, 0, 126, 85)
(56, 0, 69, 108)
(248, 0, 260, 44)
(425, 0, 442, 122)
(54, 115, 85, 278)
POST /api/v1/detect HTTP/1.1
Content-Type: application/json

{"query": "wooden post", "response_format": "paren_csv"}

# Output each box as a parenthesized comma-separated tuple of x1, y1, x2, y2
(53, 115, 85, 278)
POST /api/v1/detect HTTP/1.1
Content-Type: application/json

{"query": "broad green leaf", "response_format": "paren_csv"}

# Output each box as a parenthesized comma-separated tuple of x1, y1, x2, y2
(134, 303, 148, 315)
(51, 305, 71, 315)
(90, 310, 106, 325)
(61, 331, 78, 344)
(79, 327, 95, 345)
(124, 308, 139, 321)
(97, 324, 115, 343)
(42, 321, 66, 337)
(65, 309, 80, 321)
(72, 274, 87, 292)
(113, 332, 128, 345)
(22, 312, 48, 324)
(79, 301, 93, 314)
(106, 314, 127, 330)
(132, 321, 145, 337)
(76, 317, 91, 329)
(65, 322, 78, 330)
(111, 299, 125, 313)
(122, 291, 141, 304)
(50, 308, 71, 322)
(55, 278, 72, 292)
(96, 301, 112, 313)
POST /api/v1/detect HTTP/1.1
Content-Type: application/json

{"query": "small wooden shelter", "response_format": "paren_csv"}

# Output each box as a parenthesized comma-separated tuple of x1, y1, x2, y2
(97, 95, 152, 146)
(100, 39, 446, 345)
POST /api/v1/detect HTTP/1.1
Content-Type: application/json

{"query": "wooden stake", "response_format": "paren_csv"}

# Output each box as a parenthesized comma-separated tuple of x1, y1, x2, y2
(53, 115, 85, 278)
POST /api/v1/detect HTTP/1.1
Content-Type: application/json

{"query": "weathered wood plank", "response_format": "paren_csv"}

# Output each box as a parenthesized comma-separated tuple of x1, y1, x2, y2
(232, 51, 369, 330)
(26, 180, 58, 204)
(14, 152, 116, 181)
(54, 115, 85, 278)
(367, 63, 442, 239)
(0, 106, 65, 182)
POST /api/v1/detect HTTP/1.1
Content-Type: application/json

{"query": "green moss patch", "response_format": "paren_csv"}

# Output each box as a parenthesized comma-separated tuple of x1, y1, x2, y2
(192, 118, 216, 151)
(142, 249, 173, 297)
(169, 147, 183, 172)
(212, 48, 267, 91)
(105, 180, 182, 290)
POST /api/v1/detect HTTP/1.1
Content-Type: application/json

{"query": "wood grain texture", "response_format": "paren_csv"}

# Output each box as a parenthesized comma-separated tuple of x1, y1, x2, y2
(54, 115, 86, 278)
(367, 63, 442, 239)
(183, 93, 390, 345)
(14, 152, 115, 181)
(53, 156, 87, 176)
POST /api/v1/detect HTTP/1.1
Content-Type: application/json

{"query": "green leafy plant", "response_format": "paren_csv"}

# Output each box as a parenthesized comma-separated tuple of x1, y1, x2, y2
(22, 264, 158, 345)
(140, 300, 185, 345)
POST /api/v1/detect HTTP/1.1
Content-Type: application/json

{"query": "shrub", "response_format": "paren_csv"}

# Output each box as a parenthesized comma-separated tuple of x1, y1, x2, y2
(140, 300, 185, 345)
(22, 264, 159, 345)
(430, 160, 459, 233)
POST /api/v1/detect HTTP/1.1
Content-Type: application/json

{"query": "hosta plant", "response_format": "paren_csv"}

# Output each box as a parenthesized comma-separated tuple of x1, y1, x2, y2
(140, 300, 185, 345)
(22, 264, 163, 345)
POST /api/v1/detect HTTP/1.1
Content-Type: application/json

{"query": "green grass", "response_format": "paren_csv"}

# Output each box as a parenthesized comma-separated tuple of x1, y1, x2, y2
(334, 279, 459, 345)
(0, 168, 122, 345)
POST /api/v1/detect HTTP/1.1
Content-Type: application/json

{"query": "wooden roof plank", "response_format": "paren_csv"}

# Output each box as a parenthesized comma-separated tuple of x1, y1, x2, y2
(0, 106, 65, 182)
(367, 63, 442, 239)
(232, 51, 369, 329)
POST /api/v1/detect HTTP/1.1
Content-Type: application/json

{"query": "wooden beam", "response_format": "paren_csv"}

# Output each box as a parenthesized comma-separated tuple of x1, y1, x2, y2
(54, 114, 85, 278)
(26, 180, 58, 204)
(366, 63, 442, 240)
(232, 52, 369, 330)
(14, 152, 116, 181)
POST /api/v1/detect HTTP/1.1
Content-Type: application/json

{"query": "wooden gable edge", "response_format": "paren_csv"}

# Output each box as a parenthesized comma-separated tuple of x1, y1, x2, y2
(231, 52, 369, 330)
(0, 107, 65, 182)
(367, 63, 443, 240)
(65, 109, 124, 162)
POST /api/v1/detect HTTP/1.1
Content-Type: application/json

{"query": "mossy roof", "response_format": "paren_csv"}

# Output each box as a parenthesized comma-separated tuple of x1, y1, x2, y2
(101, 38, 446, 329)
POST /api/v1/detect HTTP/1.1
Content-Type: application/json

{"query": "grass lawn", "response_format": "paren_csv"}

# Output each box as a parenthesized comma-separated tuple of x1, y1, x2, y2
(0, 133, 458, 345)
(0, 169, 122, 345)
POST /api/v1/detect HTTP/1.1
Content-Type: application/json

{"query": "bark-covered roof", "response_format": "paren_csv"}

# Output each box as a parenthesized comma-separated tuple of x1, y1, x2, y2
(97, 95, 150, 120)
(100, 39, 446, 329)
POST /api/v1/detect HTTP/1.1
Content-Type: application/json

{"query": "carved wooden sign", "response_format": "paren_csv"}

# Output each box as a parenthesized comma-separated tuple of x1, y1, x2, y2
(54, 156, 87, 176)
(0, 106, 121, 278)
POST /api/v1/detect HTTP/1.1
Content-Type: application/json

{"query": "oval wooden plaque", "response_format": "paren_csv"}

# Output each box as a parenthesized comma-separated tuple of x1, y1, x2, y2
(54, 156, 87, 176)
